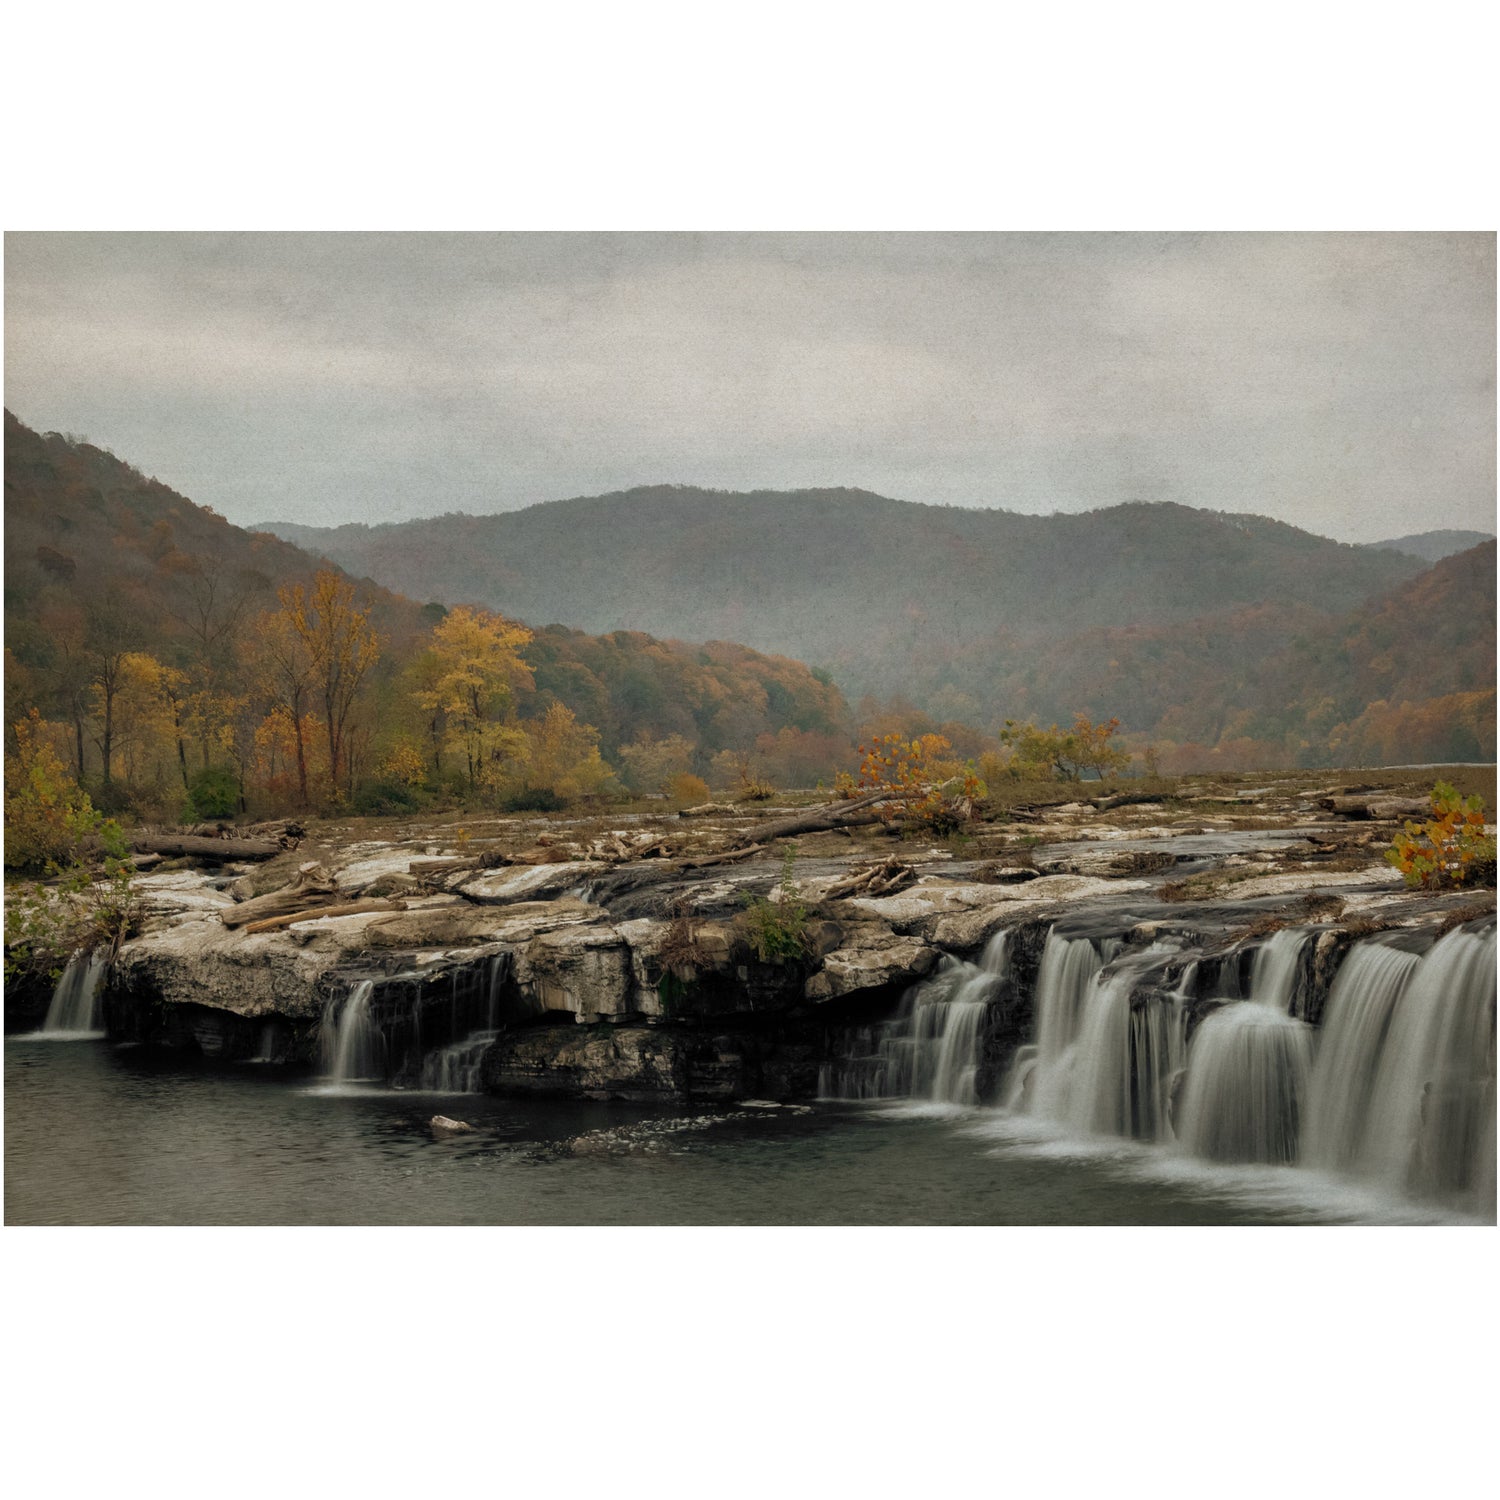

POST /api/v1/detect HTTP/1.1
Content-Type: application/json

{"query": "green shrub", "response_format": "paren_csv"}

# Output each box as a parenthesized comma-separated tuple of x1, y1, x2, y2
(741, 844, 812, 962)
(352, 778, 427, 816)
(501, 785, 566, 813)
(188, 764, 240, 820)
(5, 713, 115, 875)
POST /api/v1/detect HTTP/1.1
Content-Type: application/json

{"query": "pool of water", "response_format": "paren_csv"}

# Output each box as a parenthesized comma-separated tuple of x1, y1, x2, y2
(3, 1037, 1474, 1225)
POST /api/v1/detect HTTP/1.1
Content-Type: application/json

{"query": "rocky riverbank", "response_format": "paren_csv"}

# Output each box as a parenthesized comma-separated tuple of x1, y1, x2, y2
(12, 771, 1495, 1103)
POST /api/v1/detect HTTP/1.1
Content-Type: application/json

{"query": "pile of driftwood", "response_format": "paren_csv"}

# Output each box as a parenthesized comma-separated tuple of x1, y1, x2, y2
(822, 856, 918, 900)
(219, 862, 406, 934)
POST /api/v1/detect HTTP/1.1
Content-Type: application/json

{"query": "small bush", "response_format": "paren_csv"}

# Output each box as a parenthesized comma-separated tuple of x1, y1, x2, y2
(741, 844, 812, 962)
(501, 785, 565, 813)
(1386, 782, 1496, 890)
(5, 712, 113, 875)
(188, 764, 240, 820)
(667, 772, 710, 805)
(353, 778, 427, 816)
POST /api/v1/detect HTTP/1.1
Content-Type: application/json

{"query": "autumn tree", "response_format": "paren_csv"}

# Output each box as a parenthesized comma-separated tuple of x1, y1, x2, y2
(518, 702, 617, 802)
(413, 605, 533, 790)
(279, 570, 382, 801)
(617, 732, 697, 794)
(253, 605, 319, 807)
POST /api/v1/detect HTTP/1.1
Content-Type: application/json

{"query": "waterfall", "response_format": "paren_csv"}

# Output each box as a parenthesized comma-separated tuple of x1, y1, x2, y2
(1005, 931, 1185, 1141)
(322, 980, 382, 1085)
(1302, 942, 1421, 1171)
(419, 953, 510, 1093)
(1175, 1004, 1315, 1163)
(41, 951, 109, 1036)
(820, 929, 1009, 1104)
(1248, 927, 1309, 1013)
(421, 1031, 498, 1092)
(1173, 928, 1316, 1163)
(1349, 928, 1496, 1214)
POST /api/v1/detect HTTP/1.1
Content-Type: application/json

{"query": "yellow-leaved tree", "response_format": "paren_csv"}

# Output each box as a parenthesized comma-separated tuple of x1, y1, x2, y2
(413, 605, 534, 790)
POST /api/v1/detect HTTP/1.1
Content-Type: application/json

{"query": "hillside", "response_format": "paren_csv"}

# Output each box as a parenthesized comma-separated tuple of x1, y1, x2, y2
(3, 415, 850, 810)
(1366, 529, 1495, 563)
(261, 486, 1427, 726)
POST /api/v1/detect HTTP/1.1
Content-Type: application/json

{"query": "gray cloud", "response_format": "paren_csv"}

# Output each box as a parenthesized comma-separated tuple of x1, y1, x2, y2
(5, 231, 1494, 541)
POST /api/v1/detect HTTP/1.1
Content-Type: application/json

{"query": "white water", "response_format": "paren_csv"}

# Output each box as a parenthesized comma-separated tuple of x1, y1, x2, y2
(1005, 932, 1185, 1142)
(1345, 928, 1496, 1215)
(819, 929, 1009, 1105)
(1248, 927, 1309, 1014)
(1302, 942, 1421, 1171)
(40, 951, 109, 1037)
(1172, 929, 1316, 1163)
(1175, 1004, 1315, 1164)
(419, 954, 511, 1092)
(993, 919, 1493, 1214)
(322, 980, 381, 1085)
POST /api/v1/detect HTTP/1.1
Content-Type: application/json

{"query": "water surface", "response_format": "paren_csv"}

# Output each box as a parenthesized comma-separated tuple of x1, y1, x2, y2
(3, 1039, 1471, 1225)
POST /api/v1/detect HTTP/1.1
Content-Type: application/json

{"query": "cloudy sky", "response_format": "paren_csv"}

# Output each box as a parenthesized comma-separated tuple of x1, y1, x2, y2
(5, 231, 1494, 542)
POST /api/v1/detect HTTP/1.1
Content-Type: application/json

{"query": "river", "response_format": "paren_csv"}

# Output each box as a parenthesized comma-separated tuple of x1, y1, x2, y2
(5, 1035, 1475, 1225)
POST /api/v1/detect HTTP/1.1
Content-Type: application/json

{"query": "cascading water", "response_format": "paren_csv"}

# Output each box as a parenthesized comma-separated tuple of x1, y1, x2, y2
(1173, 929, 1316, 1163)
(819, 930, 1009, 1104)
(420, 953, 510, 1093)
(1302, 941, 1421, 1171)
(41, 951, 109, 1036)
(1341, 927, 1496, 1215)
(1005, 931, 1185, 1142)
(1247, 927, 1309, 1014)
(1175, 1006, 1315, 1163)
(322, 980, 381, 1085)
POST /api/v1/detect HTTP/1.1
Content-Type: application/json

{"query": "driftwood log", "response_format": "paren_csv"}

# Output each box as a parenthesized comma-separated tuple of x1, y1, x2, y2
(677, 843, 764, 871)
(1319, 795, 1430, 820)
(133, 833, 285, 862)
(823, 857, 918, 899)
(221, 863, 340, 927)
(729, 789, 913, 848)
(239, 898, 407, 935)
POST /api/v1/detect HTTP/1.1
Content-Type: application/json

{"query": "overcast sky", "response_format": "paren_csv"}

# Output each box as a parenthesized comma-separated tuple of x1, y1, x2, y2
(5, 231, 1494, 542)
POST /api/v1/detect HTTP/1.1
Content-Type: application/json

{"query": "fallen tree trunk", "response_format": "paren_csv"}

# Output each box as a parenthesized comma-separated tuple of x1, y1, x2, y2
(1319, 794, 1428, 820)
(1090, 791, 1169, 812)
(239, 898, 407, 935)
(677, 843, 764, 870)
(408, 857, 478, 877)
(133, 833, 285, 862)
(221, 863, 339, 927)
(730, 789, 907, 847)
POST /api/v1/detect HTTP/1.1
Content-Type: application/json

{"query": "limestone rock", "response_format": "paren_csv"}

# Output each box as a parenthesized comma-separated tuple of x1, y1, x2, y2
(452, 861, 608, 904)
(803, 925, 938, 1001)
(364, 898, 603, 949)
(514, 923, 639, 1019)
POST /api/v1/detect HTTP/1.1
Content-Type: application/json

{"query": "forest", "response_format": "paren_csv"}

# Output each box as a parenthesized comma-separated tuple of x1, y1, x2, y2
(5, 409, 1495, 860)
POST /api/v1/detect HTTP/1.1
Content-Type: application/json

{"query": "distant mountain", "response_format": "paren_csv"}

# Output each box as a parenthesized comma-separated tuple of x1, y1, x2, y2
(1365, 529, 1495, 564)
(260, 487, 1425, 714)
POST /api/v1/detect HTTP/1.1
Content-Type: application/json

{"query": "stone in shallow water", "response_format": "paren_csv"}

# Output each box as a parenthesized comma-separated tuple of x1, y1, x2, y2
(430, 1115, 474, 1138)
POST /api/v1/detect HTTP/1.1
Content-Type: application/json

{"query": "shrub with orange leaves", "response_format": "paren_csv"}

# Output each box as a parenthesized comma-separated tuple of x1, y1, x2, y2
(849, 732, 985, 831)
(1385, 782, 1495, 890)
